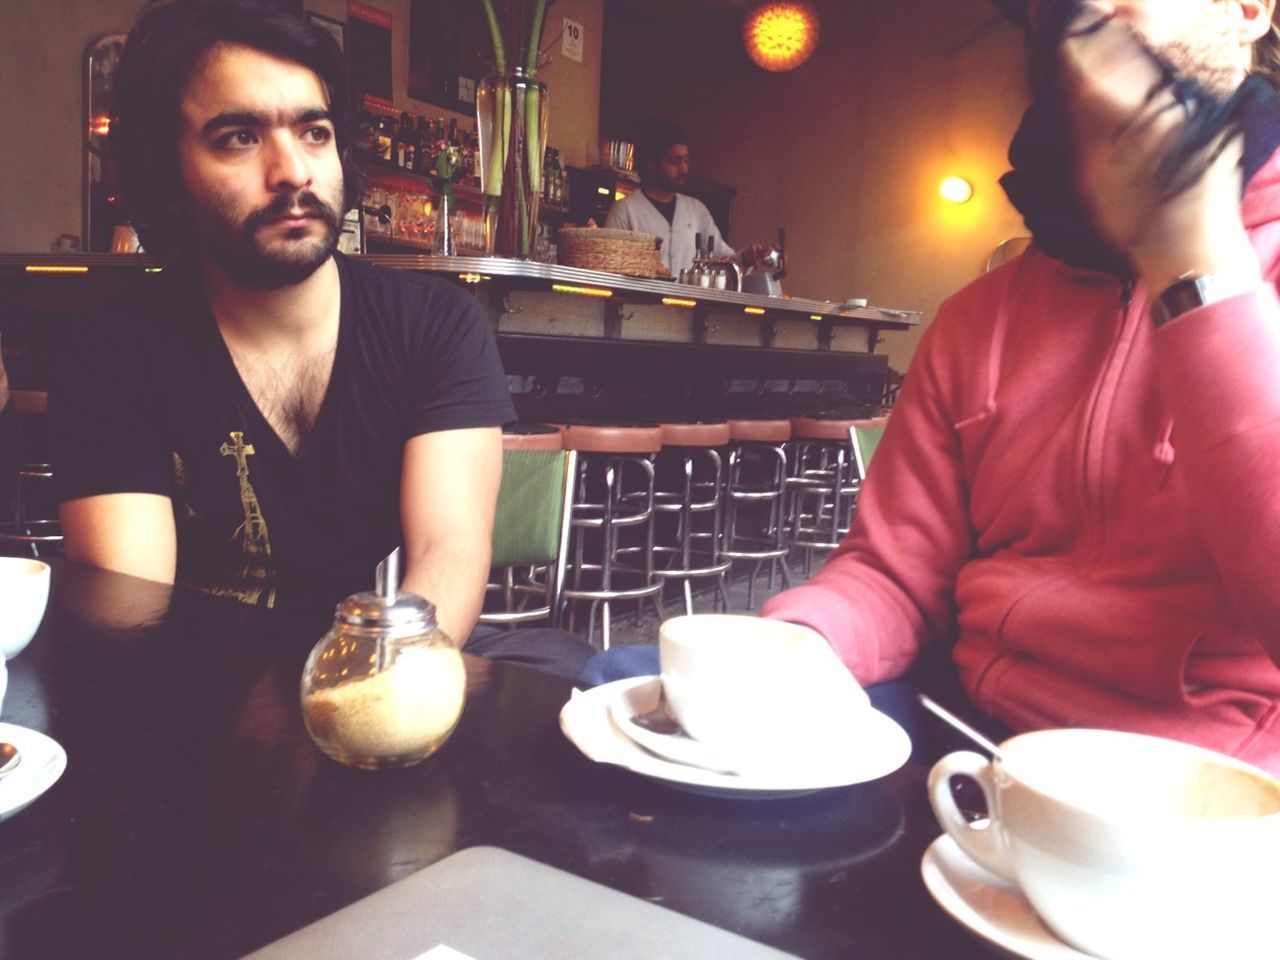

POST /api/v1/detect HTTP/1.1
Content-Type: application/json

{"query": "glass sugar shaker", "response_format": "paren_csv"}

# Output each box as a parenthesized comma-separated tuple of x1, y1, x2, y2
(301, 548, 465, 770)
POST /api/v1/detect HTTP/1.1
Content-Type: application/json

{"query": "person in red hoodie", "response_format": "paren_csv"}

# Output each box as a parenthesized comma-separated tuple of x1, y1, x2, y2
(762, 0, 1280, 773)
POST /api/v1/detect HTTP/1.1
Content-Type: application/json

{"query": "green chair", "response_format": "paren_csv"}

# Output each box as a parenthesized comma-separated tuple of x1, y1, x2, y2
(480, 445, 578, 628)
(850, 417, 888, 484)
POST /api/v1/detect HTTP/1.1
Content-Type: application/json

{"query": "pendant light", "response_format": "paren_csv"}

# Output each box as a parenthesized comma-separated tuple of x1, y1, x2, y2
(743, 2, 820, 72)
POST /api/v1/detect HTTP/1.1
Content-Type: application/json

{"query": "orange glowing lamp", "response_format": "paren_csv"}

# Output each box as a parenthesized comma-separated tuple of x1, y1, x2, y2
(940, 176, 974, 204)
(743, 2, 820, 72)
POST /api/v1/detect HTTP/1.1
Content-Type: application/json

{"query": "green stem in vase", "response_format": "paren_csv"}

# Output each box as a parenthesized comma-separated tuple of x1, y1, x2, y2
(524, 0, 547, 74)
(480, 0, 507, 74)
(480, 0, 509, 199)
(501, 83, 513, 194)
(522, 0, 547, 210)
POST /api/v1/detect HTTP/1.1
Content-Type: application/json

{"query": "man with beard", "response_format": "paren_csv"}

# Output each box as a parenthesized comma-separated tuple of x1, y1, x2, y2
(761, 0, 1280, 773)
(48, 0, 592, 676)
(605, 121, 767, 276)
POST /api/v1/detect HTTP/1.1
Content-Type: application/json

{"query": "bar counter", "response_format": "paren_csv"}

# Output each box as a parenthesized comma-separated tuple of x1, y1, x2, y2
(0, 252, 918, 416)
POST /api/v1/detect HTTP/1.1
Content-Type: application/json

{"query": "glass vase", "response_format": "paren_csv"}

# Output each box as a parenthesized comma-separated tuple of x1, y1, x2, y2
(476, 70, 549, 259)
(433, 188, 457, 256)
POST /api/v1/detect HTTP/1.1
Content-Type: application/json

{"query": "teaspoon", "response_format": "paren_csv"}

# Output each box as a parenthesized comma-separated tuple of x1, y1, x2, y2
(630, 685, 684, 737)
(0, 741, 21, 779)
(917, 694, 1004, 759)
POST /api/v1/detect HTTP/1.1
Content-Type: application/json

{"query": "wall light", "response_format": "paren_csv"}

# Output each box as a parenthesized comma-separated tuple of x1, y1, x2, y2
(743, 2, 820, 72)
(940, 176, 974, 204)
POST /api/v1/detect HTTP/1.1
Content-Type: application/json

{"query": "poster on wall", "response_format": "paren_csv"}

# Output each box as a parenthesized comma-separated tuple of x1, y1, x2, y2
(306, 12, 346, 51)
(348, 1, 393, 109)
(408, 0, 491, 113)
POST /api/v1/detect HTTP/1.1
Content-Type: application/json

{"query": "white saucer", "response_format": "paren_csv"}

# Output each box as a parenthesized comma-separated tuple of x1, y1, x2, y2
(921, 835, 1091, 960)
(561, 676, 910, 799)
(608, 697, 752, 776)
(0, 722, 67, 821)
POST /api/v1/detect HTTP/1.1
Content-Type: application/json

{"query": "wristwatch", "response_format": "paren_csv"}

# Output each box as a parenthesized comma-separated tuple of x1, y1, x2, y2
(1150, 273, 1227, 328)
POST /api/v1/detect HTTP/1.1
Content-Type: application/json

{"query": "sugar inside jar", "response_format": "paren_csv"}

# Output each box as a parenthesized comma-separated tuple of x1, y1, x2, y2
(301, 551, 465, 770)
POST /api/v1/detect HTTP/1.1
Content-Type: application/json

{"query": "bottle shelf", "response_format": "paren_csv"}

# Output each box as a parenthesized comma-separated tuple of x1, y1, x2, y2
(357, 160, 571, 222)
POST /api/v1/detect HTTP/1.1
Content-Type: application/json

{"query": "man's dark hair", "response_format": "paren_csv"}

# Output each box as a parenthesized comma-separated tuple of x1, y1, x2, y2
(1251, 21, 1280, 89)
(635, 120, 689, 181)
(111, 0, 359, 264)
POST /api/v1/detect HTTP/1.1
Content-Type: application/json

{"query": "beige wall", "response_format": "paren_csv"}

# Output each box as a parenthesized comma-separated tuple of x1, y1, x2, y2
(604, 0, 1032, 371)
(0, 0, 603, 252)
(779, 2, 1031, 371)
(0, 0, 149, 252)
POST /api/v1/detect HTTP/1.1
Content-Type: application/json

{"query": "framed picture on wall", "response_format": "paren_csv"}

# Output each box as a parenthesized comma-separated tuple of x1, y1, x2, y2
(348, 1, 394, 108)
(408, 0, 490, 113)
(306, 11, 346, 51)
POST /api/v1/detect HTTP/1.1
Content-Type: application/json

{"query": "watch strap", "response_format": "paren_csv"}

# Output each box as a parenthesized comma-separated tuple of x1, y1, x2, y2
(1151, 273, 1225, 328)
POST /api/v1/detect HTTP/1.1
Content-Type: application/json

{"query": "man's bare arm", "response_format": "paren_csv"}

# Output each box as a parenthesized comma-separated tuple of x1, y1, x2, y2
(59, 493, 178, 584)
(398, 426, 503, 646)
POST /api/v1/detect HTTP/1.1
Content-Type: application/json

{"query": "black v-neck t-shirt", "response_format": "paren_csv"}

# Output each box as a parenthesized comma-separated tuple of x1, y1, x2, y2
(648, 194, 677, 225)
(50, 254, 514, 611)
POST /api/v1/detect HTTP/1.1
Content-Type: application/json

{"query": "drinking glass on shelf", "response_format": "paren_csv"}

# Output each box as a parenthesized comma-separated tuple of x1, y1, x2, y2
(415, 195, 433, 246)
(365, 187, 390, 238)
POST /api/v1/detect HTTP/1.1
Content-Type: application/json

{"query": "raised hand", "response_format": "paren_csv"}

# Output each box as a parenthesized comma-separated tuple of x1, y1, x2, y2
(1059, 1, 1261, 292)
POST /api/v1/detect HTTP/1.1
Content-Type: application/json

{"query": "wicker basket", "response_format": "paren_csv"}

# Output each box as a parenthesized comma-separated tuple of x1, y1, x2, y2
(556, 227, 665, 277)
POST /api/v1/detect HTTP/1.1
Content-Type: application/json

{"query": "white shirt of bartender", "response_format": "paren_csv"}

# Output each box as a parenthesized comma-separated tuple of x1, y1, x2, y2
(605, 189, 735, 275)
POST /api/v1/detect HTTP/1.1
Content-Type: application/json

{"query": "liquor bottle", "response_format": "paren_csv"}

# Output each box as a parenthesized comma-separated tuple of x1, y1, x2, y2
(448, 118, 459, 148)
(354, 109, 378, 161)
(375, 115, 394, 164)
(434, 118, 446, 159)
(394, 112, 411, 169)
(542, 147, 553, 202)
(415, 116, 432, 175)
(462, 127, 477, 184)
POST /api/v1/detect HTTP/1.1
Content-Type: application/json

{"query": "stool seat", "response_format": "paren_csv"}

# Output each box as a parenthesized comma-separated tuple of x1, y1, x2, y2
(502, 424, 563, 451)
(561, 423, 662, 454)
(728, 418, 791, 443)
(790, 415, 863, 442)
(659, 421, 730, 447)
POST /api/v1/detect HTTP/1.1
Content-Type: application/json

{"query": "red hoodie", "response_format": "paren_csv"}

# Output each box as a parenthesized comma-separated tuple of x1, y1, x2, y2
(763, 152, 1280, 774)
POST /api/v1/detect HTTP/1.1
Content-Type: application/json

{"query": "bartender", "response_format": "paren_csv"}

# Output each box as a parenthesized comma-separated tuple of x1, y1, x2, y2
(605, 120, 767, 276)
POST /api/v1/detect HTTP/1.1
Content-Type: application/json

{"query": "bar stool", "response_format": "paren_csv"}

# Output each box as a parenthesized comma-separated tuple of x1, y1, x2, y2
(645, 420, 732, 616)
(0, 464, 63, 558)
(721, 417, 792, 608)
(559, 423, 664, 649)
(785, 414, 862, 574)
(0, 391, 62, 558)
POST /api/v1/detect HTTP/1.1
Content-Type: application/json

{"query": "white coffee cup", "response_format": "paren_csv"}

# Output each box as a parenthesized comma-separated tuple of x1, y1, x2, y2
(658, 614, 869, 757)
(0, 557, 51, 659)
(928, 728, 1280, 960)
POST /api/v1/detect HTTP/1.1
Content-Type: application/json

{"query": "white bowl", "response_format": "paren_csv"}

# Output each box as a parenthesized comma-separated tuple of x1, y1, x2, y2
(0, 558, 51, 659)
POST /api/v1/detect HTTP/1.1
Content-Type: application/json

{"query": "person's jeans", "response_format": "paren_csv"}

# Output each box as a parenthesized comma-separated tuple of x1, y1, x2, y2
(466, 624, 597, 680)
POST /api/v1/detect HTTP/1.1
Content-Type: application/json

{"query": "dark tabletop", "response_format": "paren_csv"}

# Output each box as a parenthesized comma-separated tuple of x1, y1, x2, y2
(0, 561, 995, 959)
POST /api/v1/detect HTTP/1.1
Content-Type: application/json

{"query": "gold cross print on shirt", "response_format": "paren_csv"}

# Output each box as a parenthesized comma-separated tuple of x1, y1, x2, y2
(219, 431, 276, 607)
